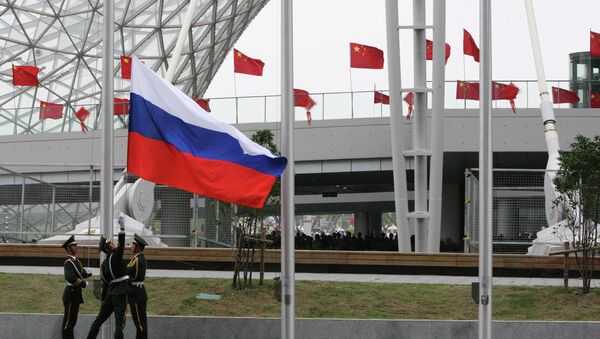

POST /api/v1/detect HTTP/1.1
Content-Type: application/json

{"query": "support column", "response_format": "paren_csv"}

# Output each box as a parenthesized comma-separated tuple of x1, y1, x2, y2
(353, 211, 368, 236)
(385, 0, 411, 252)
(413, 0, 428, 252)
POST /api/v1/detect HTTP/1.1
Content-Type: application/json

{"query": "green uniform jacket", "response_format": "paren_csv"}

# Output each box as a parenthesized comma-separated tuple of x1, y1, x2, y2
(62, 255, 90, 304)
(100, 231, 130, 298)
(127, 252, 147, 302)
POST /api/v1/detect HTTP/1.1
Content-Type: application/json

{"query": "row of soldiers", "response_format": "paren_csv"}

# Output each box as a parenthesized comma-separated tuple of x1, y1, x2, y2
(61, 216, 148, 339)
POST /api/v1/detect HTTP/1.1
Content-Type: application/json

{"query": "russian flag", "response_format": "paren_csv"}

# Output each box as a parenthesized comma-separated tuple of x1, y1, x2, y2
(127, 57, 287, 208)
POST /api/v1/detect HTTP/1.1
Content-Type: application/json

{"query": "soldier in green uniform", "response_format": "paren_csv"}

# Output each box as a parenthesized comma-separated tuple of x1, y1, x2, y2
(128, 234, 148, 339)
(87, 215, 130, 339)
(62, 235, 92, 339)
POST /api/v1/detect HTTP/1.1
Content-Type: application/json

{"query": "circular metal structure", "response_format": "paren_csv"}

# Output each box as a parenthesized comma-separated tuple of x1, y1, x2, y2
(0, 0, 268, 135)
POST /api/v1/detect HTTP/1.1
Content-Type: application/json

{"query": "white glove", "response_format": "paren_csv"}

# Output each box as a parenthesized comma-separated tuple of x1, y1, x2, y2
(118, 214, 125, 231)
(82, 281, 88, 288)
(85, 268, 93, 276)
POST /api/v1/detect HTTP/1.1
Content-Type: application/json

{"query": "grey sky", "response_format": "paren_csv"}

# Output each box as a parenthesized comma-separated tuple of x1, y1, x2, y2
(205, 0, 598, 99)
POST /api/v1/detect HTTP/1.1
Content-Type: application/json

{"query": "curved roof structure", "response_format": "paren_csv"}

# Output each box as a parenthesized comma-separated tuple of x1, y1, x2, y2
(0, 0, 268, 135)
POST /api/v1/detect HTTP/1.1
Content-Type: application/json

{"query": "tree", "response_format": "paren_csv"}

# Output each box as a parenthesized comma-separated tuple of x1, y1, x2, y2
(230, 129, 281, 289)
(553, 134, 600, 294)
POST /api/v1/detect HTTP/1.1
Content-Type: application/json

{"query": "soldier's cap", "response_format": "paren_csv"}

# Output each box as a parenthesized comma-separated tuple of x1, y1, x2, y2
(61, 235, 77, 249)
(133, 233, 148, 248)
(98, 236, 110, 253)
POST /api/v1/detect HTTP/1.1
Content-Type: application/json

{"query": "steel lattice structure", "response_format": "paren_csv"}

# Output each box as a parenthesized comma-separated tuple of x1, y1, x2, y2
(0, 0, 268, 135)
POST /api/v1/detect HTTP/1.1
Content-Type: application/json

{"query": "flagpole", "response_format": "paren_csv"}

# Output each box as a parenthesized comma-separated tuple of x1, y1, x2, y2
(100, 0, 115, 337)
(463, 40, 467, 109)
(233, 73, 239, 123)
(373, 83, 376, 117)
(479, 0, 493, 337)
(348, 45, 354, 118)
(280, 0, 295, 338)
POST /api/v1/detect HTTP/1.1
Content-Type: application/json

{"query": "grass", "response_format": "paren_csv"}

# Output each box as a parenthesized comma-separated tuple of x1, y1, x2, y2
(1, 273, 599, 320)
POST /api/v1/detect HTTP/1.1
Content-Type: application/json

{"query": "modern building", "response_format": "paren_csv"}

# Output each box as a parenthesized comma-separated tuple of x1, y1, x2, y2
(1, 1, 599, 253)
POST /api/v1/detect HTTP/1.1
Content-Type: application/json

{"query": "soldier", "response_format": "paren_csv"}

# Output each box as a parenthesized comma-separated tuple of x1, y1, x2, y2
(62, 235, 92, 339)
(87, 215, 130, 339)
(128, 234, 148, 339)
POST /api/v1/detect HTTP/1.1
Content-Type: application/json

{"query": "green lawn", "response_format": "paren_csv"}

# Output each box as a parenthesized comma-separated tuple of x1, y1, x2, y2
(1, 273, 599, 320)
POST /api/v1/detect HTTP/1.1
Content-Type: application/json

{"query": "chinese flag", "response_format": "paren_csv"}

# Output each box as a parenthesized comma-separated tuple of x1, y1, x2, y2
(552, 87, 580, 104)
(350, 43, 384, 69)
(591, 31, 600, 57)
(374, 91, 390, 105)
(233, 49, 265, 76)
(463, 29, 480, 62)
(12, 65, 39, 86)
(404, 92, 414, 120)
(75, 107, 90, 133)
(294, 89, 316, 126)
(39, 101, 63, 120)
(114, 98, 130, 115)
(591, 93, 600, 108)
(456, 81, 480, 100)
(193, 97, 211, 112)
(121, 56, 132, 79)
(426, 40, 451, 64)
(493, 82, 519, 113)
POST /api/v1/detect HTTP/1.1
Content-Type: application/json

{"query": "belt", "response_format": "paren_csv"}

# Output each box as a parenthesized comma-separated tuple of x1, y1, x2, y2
(131, 281, 144, 287)
(109, 275, 129, 285)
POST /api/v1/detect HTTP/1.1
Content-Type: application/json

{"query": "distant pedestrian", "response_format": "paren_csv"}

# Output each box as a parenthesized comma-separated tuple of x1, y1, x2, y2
(128, 234, 149, 339)
(62, 235, 92, 339)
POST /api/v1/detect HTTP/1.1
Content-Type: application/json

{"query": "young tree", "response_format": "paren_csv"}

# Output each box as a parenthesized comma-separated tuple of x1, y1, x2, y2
(230, 129, 281, 289)
(553, 134, 600, 294)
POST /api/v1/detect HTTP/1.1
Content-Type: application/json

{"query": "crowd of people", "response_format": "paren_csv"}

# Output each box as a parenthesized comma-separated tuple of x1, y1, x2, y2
(267, 230, 403, 251)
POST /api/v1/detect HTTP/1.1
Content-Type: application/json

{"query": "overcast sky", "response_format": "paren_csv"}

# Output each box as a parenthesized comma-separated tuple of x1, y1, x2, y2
(204, 0, 599, 99)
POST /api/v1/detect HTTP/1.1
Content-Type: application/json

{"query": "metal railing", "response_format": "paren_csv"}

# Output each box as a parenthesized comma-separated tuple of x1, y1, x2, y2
(0, 165, 237, 248)
(1, 79, 598, 136)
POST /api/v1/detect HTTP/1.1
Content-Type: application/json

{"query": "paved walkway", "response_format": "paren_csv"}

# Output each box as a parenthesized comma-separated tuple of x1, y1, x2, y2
(1, 265, 598, 287)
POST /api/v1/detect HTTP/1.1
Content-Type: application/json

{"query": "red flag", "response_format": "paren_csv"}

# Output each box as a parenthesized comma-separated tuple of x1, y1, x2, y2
(294, 89, 316, 126)
(75, 107, 90, 133)
(463, 29, 480, 62)
(120, 56, 132, 79)
(193, 98, 211, 112)
(591, 31, 600, 57)
(493, 82, 519, 113)
(233, 49, 265, 76)
(426, 40, 451, 64)
(404, 92, 414, 120)
(114, 98, 130, 115)
(350, 43, 384, 69)
(591, 93, 600, 108)
(12, 65, 39, 86)
(552, 87, 580, 104)
(39, 101, 63, 120)
(374, 91, 390, 105)
(456, 81, 480, 100)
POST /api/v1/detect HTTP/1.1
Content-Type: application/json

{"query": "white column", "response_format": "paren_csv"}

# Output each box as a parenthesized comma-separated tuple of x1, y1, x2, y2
(280, 0, 295, 337)
(479, 0, 493, 337)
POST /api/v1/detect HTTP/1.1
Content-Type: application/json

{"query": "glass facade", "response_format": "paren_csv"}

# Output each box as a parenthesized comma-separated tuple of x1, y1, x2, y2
(569, 51, 600, 108)
(0, 0, 268, 135)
